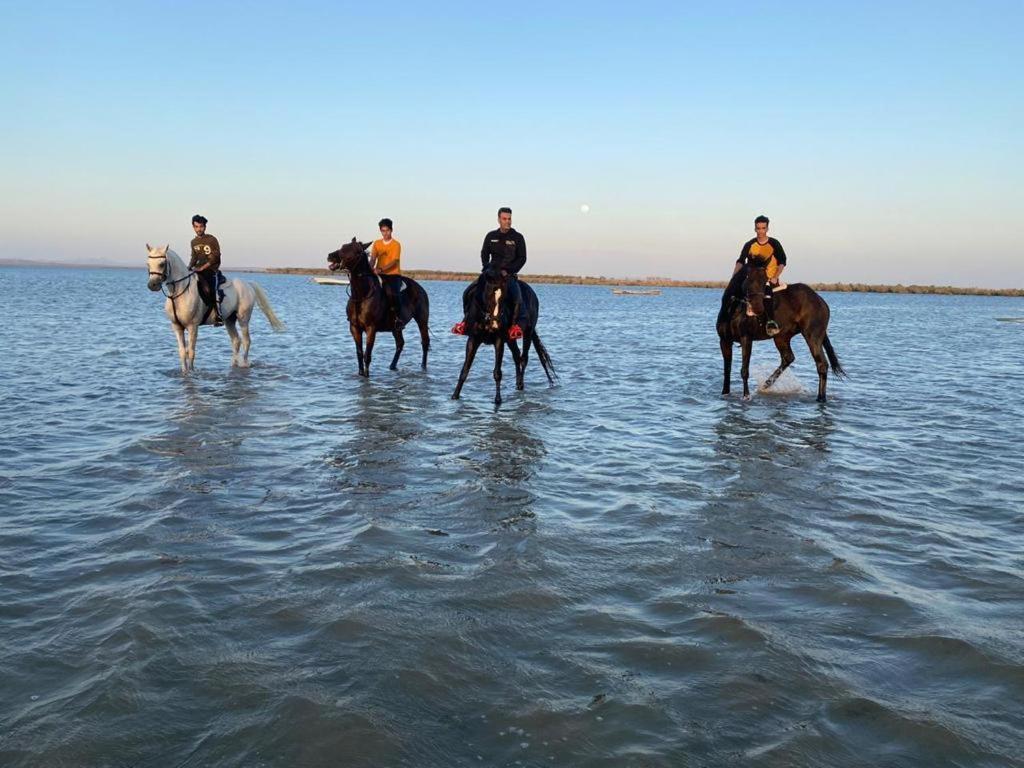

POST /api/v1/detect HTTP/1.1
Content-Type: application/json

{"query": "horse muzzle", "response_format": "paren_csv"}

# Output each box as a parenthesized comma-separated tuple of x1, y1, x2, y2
(147, 279, 162, 292)
(327, 262, 341, 272)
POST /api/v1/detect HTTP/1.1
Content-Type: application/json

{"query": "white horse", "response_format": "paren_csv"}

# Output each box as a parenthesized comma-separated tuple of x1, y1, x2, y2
(146, 244, 284, 372)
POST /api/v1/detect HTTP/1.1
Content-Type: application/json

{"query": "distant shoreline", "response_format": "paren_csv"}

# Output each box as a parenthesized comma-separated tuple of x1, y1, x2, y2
(263, 267, 1024, 297)
(2, 260, 1021, 297)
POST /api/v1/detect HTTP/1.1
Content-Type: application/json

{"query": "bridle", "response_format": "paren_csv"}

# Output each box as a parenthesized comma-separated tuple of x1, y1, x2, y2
(482, 272, 509, 332)
(149, 254, 195, 326)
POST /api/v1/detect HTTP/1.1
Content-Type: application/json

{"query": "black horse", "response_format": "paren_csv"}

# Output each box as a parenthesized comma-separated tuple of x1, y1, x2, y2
(327, 238, 430, 376)
(717, 262, 845, 402)
(452, 267, 555, 405)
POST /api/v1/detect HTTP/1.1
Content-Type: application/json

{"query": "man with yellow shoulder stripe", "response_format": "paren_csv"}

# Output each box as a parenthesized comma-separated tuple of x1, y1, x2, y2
(734, 214, 787, 335)
(369, 217, 405, 330)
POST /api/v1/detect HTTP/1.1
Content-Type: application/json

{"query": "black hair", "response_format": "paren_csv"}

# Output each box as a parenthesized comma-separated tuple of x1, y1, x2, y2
(754, 215, 770, 226)
(498, 207, 512, 216)
(378, 218, 393, 229)
(192, 214, 208, 225)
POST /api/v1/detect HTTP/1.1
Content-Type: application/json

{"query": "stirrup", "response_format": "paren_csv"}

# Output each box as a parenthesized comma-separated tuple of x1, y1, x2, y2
(451, 320, 467, 335)
(765, 320, 780, 336)
(508, 324, 523, 340)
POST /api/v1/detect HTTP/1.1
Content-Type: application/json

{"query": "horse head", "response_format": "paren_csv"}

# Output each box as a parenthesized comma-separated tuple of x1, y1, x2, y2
(741, 260, 770, 316)
(480, 266, 510, 333)
(327, 237, 371, 274)
(146, 243, 171, 291)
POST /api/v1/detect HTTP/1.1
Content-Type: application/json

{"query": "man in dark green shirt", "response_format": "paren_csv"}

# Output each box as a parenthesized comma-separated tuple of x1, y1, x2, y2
(189, 214, 223, 325)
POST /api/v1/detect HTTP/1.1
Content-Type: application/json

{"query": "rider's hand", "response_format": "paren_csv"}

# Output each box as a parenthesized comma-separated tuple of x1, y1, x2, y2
(769, 277, 779, 286)
(501, 269, 508, 277)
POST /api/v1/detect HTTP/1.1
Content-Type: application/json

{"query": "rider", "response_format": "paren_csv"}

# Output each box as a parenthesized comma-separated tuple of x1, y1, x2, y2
(452, 206, 527, 337)
(189, 214, 223, 326)
(734, 214, 787, 335)
(369, 217, 404, 330)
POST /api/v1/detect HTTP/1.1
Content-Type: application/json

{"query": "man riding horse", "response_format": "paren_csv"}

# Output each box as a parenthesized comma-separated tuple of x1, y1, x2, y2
(189, 214, 224, 326)
(731, 214, 787, 336)
(452, 206, 527, 339)
(369, 217, 406, 330)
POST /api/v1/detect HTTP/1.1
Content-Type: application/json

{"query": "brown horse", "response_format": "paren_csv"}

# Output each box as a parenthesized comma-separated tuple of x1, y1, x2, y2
(327, 238, 430, 376)
(717, 263, 845, 402)
(452, 266, 555, 405)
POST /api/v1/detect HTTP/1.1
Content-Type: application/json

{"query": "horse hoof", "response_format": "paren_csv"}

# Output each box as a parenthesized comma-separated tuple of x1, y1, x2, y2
(451, 393, 460, 400)
(742, 394, 751, 401)
(389, 364, 398, 371)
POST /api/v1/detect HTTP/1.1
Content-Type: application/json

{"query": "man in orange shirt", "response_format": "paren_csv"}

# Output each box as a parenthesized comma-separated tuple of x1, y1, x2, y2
(369, 217, 405, 329)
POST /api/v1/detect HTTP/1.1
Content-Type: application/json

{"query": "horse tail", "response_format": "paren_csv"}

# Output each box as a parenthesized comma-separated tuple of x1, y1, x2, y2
(252, 283, 285, 331)
(823, 334, 846, 378)
(531, 331, 557, 384)
(419, 286, 431, 351)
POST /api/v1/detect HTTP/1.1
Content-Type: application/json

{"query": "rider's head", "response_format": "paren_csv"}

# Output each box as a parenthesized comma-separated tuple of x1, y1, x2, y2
(378, 218, 393, 240)
(754, 214, 769, 240)
(497, 207, 512, 231)
(192, 214, 208, 236)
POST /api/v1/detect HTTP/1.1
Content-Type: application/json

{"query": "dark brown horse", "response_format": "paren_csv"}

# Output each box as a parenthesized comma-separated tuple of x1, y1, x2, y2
(452, 267, 555, 405)
(327, 238, 430, 376)
(717, 263, 845, 402)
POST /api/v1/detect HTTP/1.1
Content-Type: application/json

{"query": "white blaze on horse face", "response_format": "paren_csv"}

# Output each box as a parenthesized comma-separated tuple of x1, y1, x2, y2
(492, 288, 502, 327)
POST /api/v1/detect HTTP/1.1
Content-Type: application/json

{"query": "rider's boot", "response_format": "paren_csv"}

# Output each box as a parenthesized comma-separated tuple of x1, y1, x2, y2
(508, 300, 524, 340)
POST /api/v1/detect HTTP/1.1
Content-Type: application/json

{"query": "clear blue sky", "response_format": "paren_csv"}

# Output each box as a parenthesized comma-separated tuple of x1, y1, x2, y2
(1, 1, 1020, 286)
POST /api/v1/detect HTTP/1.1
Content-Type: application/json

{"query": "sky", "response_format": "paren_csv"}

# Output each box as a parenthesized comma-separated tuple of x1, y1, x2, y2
(0, 1, 1021, 286)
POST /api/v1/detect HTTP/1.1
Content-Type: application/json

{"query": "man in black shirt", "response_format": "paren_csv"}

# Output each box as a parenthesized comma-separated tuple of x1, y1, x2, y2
(453, 206, 527, 335)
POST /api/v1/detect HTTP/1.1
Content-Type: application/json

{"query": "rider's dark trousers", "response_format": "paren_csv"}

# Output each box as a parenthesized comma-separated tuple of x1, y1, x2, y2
(197, 269, 221, 318)
(381, 275, 404, 322)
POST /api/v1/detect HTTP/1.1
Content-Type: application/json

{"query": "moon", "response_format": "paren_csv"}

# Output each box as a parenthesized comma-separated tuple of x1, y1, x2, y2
(580, 203, 590, 214)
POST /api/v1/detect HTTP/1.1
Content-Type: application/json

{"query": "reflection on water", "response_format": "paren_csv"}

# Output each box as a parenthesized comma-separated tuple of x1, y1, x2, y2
(2, 268, 1023, 767)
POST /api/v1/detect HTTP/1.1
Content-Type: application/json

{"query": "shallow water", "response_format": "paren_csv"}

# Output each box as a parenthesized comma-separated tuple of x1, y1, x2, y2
(1, 265, 1022, 767)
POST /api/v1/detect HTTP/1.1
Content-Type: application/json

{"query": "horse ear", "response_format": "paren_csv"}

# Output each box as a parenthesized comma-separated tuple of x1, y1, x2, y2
(164, 244, 169, 254)
(350, 237, 358, 243)
(146, 243, 152, 252)
(361, 241, 371, 251)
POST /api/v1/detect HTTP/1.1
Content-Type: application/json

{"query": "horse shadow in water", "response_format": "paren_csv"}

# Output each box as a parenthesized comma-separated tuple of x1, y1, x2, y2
(327, 238, 430, 377)
(717, 262, 846, 402)
(452, 267, 556, 405)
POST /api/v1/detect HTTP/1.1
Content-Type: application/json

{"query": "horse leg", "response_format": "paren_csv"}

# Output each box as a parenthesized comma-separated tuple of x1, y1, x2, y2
(225, 318, 241, 367)
(762, 335, 795, 390)
(805, 332, 829, 402)
(509, 339, 524, 390)
(389, 328, 404, 370)
(238, 319, 252, 368)
(740, 336, 753, 400)
(493, 337, 505, 406)
(350, 325, 365, 376)
(186, 324, 199, 371)
(452, 337, 480, 400)
(720, 336, 732, 395)
(364, 327, 378, 377)
(173, 323, 188, 373)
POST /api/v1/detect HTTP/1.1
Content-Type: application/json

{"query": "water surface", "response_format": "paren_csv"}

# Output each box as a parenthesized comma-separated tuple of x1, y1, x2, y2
(1, 266, 1022, 767)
